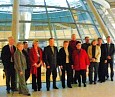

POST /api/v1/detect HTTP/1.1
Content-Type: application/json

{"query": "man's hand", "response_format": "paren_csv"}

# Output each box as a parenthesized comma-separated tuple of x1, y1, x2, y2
(92, 58, 96, 62)
(60, 66, 63, 69)
(37, 63, 41, 68)
(47, 66, 50, 68)
(107, 56, 111, 59)
(71, 65, 73, 69)
(105, 60, 107, 63)
(20, 71, 23, 75)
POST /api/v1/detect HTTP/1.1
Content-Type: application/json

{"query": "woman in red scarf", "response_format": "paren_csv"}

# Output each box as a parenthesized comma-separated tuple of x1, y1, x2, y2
(29, 39, 43, 91)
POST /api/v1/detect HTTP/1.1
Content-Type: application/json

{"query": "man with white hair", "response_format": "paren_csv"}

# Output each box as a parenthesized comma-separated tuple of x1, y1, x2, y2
(1, 36, 16, 93)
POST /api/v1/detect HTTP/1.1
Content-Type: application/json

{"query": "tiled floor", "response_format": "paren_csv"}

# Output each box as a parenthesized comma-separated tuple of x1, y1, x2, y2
(0, 66, 115, 97)
(0, 80, 115, 97)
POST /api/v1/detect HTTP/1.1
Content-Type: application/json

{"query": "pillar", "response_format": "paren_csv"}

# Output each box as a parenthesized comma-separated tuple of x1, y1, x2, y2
(12, 0, 19, 44)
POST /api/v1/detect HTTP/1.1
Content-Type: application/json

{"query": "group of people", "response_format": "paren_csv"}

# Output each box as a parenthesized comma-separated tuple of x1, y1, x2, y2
(1, 34, 115, 96)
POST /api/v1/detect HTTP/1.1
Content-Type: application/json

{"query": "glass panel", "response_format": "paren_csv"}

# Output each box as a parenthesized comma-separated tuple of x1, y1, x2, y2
(45, 0, 68, 7)
(67, 0, 82, 8)
(30, 23, 51, 39)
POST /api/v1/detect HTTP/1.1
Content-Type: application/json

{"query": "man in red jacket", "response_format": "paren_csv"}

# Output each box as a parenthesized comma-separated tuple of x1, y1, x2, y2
(72, 41, 90, 87)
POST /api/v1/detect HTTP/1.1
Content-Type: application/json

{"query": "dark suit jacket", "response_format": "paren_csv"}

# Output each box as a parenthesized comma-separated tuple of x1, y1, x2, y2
(104, 43, 115, 60)
(43, 45, 58, 69)
(1, 45, 16, 69)
(22, 48, 30, 69)
(58, 47, 72, 66)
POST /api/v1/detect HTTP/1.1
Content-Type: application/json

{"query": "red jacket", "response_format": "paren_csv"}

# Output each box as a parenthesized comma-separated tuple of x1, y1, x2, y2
(72, 49, 90, 71)
(29, 47, 43, 76)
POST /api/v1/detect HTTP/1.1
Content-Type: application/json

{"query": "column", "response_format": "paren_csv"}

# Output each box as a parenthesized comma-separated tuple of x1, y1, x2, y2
(12, 0, 19, 44)
(86, 0, 109, 37)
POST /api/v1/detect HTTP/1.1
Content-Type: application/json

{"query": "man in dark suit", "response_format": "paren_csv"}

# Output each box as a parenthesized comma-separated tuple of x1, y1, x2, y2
(22, 41, 30, 82)
(82, 36, 90, 53)
(1, 36, 16, 93)
(97, 38, 106, 83)
(43, 38, 58, 91)
(104, 36, 115, 81)
(59, 41, 72, 88)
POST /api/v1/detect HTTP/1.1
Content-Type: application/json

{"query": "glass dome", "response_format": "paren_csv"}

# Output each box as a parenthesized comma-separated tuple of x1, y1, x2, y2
(0, 0, 105, 46)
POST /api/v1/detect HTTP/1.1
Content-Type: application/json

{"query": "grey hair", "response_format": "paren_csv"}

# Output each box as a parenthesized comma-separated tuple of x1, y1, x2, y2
(16, 42, 23, 47)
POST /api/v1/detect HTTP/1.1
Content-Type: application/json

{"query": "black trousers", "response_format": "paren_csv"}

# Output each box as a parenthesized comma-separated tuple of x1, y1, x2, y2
(61, 64, 72, 87)
(105, 59, 114, 79)
(98, 61, 106, 82)
(71, 69, 77, 83)
(75, 70, 86, 84)
(46, 68, 57, 89)
(32, 67, 41, 90)
(25, 68, 30, 82)
(89, 62, 99, 82)
(5, 64, 16, 91)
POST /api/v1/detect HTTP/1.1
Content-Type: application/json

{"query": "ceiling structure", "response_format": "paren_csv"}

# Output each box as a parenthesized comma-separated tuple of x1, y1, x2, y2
(106, 0, 115, 8)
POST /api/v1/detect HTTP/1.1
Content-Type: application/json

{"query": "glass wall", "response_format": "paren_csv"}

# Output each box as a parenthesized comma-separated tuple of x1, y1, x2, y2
(0, 0, 105, 46)
(0, 0, 111, 85)
(92, 1, 115, 42)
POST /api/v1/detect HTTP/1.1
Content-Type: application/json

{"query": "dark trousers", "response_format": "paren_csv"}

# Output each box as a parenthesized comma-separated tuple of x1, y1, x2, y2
(98, 61, 106, 82)
(75, 70, 86, 84)
(89, 62, 99, 82)
(32, 67, 41, 90)
(105, 60, 114, 79)
(71, 69, 77, 83)
(25, 68, 30, 82)
(5, 68, 16, 91)
(61, 64, 72, 87)
(46, 68, 57, 89)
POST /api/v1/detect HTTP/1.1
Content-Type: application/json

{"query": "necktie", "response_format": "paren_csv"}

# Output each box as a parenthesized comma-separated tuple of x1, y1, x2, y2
(10, 46, 14, 62)
(10, 46, 14, 54)
(108, 44, 110, 53)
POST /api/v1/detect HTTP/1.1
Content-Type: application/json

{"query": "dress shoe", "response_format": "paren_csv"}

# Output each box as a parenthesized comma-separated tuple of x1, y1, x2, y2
(53, 87, 58, 89)
(34, 89, 37, 91)
(84, 83, 86, 87)
(111, 78, 113, 81)
(38, 88, 41, 91)
(47, 88, 50, 91)
(7, 90, 10, 94)
(62, 86, 65, 89)
(68, 86, 72, 88)
(23, 93, 31, 96)
(94, 81, 96, 84)
(78, 83, 81, 87)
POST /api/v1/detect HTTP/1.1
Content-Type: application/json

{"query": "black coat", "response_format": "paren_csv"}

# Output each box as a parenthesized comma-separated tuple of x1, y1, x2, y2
(1, 45, 16, 69)
(58, 47, 72, 66)
(22, 48, 30, 69)
(100, 44, 106, 62)
(43, 45, 59, 69)
(104, 43, 115, 60)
